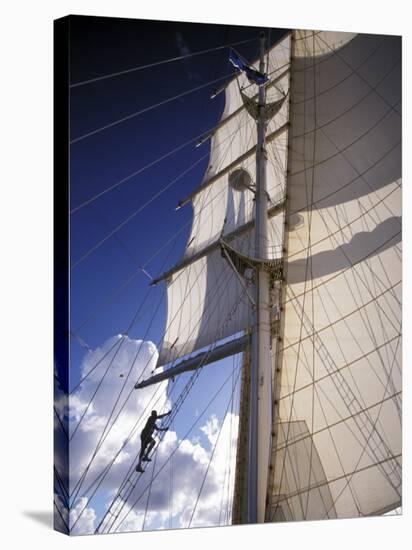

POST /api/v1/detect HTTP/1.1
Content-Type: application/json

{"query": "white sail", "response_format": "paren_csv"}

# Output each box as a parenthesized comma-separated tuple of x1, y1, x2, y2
(158, 35, 291, 366)
(268, 30, 402, 520)
(186, 34, 290, 255)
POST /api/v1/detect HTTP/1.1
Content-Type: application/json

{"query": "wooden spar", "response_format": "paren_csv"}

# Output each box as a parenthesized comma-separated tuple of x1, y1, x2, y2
(135, 335, 249, 389)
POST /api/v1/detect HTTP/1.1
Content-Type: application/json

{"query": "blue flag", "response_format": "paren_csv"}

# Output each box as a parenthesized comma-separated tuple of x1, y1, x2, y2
(229, 49, 269, 86)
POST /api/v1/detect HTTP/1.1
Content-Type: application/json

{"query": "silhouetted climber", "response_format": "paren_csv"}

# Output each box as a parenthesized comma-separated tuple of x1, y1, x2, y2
(135, 410, 171, 473)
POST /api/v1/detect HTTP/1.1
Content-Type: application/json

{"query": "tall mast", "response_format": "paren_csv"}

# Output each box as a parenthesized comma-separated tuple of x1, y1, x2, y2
(248, 31, 272, 523)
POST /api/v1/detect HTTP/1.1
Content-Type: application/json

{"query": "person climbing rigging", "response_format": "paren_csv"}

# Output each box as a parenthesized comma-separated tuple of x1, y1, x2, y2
(135, 409, 171, 473)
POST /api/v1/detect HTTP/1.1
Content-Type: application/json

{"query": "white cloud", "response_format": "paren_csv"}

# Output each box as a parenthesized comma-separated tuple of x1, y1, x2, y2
(59, 334, 239, 535)
(70, 497, 96, 535)
(200, 414, 220, 446)
(54, 495, 96, 535)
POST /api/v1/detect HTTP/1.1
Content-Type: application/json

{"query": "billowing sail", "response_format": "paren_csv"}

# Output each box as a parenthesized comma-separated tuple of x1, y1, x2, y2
(268, 30, 402, 520)
(157, 34, 291, 366)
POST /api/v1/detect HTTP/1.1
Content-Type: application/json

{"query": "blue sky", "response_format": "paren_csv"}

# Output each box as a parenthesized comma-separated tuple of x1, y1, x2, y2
(60, 15, 287, 533)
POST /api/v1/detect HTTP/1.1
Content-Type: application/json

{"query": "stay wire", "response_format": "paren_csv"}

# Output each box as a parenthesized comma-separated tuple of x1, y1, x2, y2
(315, 33, 401, 120)
(71, 232, 239, 512)
(285, 279, 402, 497)
(85, 114, 249, 512)
(70, 337, 160, 502)
(69, 278, 169, 502)
(69, 337, 122, 395)
(70, 109, 249, 270)
(70, 37, 258, 88)
(69, 64, 282, 215)
(82, 379, 175, 534)
(54, 499, 70, 532)
(70, 152, 209, 270)
(304, 32, 323, 518)
(70, 71, 237, 144)
(54, 405, 69, 439)
(69, 224, 183, 445)
(71, 105, 251, 349)
(54, 466, 70, 510)
(106, 276, 249, 533)
(71, 68, 249, 540)
(101, 398, 178, 533)
(113, 360, 243, 532)
(321, 335, 402, 517)
(71, 208, 187, 335)
(188, 362, 241, 528)
(71, 86, 253, 528)
(108, 103, 262, 527)
(75, 376, 181, 534)
(70, 101, 249, 226)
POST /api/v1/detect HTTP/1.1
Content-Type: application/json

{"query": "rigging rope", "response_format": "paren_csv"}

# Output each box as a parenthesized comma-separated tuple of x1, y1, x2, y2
(314, 33, 401, 120)
(97, 278, 248, 533)
(54, 466, 70, 510)
(70, 232, 244, 526)
(54, 405, 69, 439)
(274, 240, 402, 515)
(67, 111, 254, 426)
(112, 359, 243, 533)
(69, 227, 196, 497)
(104, 353, 220, 533)
(188, 360, 241, 528)
(271, 34, 403, 517)
(82, 379, 176, 523)
(70, 127, 213, 214)
(69, 64, 287, 216)
(74, 32, 290, 532)
(320, 336, 402, 517)
(72, 380, 175, 533)
(71, 56, 291, 218)
(70, 108, 251, 270)
(70, 153, 209, 269)
(69, 287, 169, 501)
(70, 37, 258, 88)
(70, 71, 237, 144)
(70, 31, 290, 532)
(69, 337, 122, 395)
(71, 207, 188, 336)
(54, 499, 69, 532)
